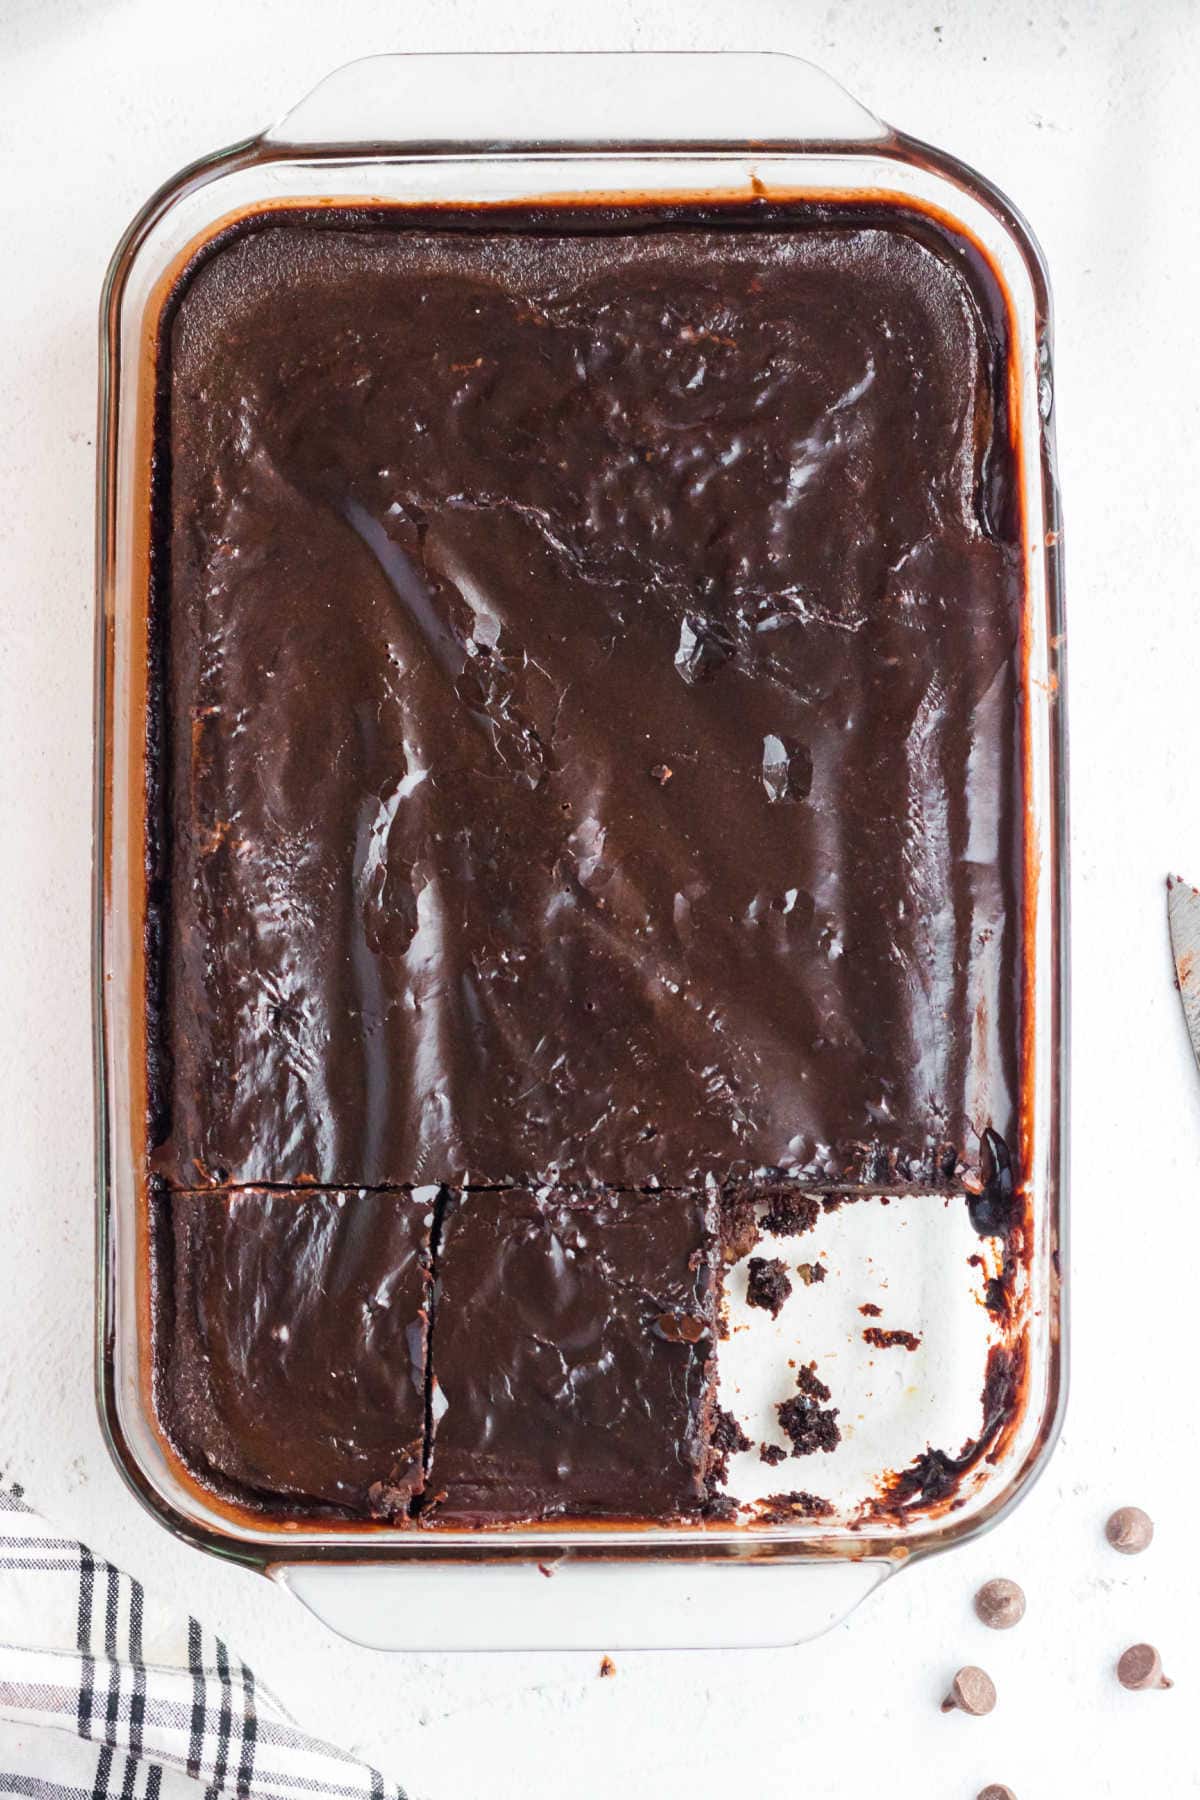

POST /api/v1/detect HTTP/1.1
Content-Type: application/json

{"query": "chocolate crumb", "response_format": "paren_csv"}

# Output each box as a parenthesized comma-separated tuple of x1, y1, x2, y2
(968, 1128, 1020, 1236)
(760, 1191, 821, 1237)
(983, 1276, 1009, 1315)
(366, 1481, 413, 1521)
(757, 1490, 834, 1522)
(759, 1443, 787, 1467)
(712, 1407, 752, 1457)
(777, 1393, 841, 1457)
(859, 1302, 883, 1317)
(720, 1191, 760, 1264)
(863, 1326, 922, 1351)
(706, 1405, 752, 1488)
(796, 1262, 825, 1285)
(794, 1362, 832, 1403)
(746, 1256, 792, 1317)
(599, 1655, 617, 1678)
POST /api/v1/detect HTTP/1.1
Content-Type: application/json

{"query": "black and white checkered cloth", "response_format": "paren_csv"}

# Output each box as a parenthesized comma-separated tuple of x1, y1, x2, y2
(0, 1481, 404, 1800)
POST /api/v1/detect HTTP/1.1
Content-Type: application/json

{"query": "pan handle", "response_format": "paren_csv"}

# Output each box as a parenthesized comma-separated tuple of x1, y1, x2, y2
(271, 1555, 893, 1652)
(263, 51, 887, 151)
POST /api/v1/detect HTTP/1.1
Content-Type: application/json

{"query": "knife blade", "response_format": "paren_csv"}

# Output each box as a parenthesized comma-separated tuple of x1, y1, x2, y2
(1168, 874, 1200, 1074)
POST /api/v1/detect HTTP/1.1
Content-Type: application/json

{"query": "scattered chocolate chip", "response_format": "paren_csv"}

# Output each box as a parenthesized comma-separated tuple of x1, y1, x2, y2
(974, 1578, 1025, 1630)
(941, 1666, 997, 1716)
(649, 763, 673, 785)
(796, 1261, 826, 1285)
(1117, 1644, 1172, 1691)
(1106, 1506, 1154, 1555)
(599, 1655, 617, 1678)
(863, 1326, 922, 1351)
(759, 1443, 787, 1467)
(746, 1255, 792, 1316)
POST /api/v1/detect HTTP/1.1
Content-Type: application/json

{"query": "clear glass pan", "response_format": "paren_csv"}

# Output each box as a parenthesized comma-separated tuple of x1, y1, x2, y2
(95, 51, 1067, 1648)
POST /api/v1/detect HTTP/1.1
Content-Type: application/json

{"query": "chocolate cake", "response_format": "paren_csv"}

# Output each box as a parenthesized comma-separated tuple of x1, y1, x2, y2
(144, 201, 1025, 1525)
(157, 1188, 435, 1517)
(424, 1188, 720, 1523)
(147, 208, 1022, 1193)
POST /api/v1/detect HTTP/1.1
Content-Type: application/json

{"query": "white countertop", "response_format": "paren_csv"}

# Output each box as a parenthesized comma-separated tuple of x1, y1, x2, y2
(2, 1, 1198, 1794)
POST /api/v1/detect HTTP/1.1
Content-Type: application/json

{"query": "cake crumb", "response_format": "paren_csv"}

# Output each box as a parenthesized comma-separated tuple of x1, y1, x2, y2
(746, 1256, 792, 1317)
(760, 1443, 787, 1467)
(795, 1362, 832, 1403)
(863, 1326, 922, 1351)
(756, 1490, 834, 1523)
(707, 1405, 753, 1486)
(796, 1262, 826, 1285)
(599, 1655, 617, 1679)
(720, 1191, 760, 1264)
(760, 1191, 821, 1237)
(859, 1302, 882, 1317)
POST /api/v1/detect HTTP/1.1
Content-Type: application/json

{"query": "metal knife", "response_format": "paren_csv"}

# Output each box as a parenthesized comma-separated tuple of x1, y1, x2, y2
(1168, 874, 1200, 1073)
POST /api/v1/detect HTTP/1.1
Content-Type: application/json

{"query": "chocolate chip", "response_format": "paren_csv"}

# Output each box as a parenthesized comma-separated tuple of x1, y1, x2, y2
(974, 1577, 1026, 1630)
(1117, 1644, 1172, 1691)
(655, 1310, 706, 1344)
(941, 1666, 997, 1716)
(1106, 1506, 1153, 1555)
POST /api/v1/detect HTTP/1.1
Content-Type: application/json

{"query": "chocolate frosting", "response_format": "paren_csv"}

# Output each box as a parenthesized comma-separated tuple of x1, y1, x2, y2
(426, 1188, 719, 1522)
(148, 208, 1023, 1191)
(158, 1189, 434, 1517)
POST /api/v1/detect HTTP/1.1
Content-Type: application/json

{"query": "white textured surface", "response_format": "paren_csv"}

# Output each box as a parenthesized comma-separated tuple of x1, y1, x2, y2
(1, 0, 1198, 1794)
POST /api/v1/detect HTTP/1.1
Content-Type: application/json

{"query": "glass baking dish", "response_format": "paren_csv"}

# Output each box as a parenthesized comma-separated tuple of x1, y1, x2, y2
(94, 50, 1067, 1649)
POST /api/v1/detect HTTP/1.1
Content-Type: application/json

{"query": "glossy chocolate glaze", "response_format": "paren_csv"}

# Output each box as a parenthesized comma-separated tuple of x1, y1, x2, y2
(157, 1188, 435, 1518)
(148, 206, 1024, 1190)
(425, 1188, 719, 1522)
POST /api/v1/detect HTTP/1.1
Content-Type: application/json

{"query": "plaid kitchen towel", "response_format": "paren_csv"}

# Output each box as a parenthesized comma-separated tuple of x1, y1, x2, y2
(0, 1480, 404, 1800)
